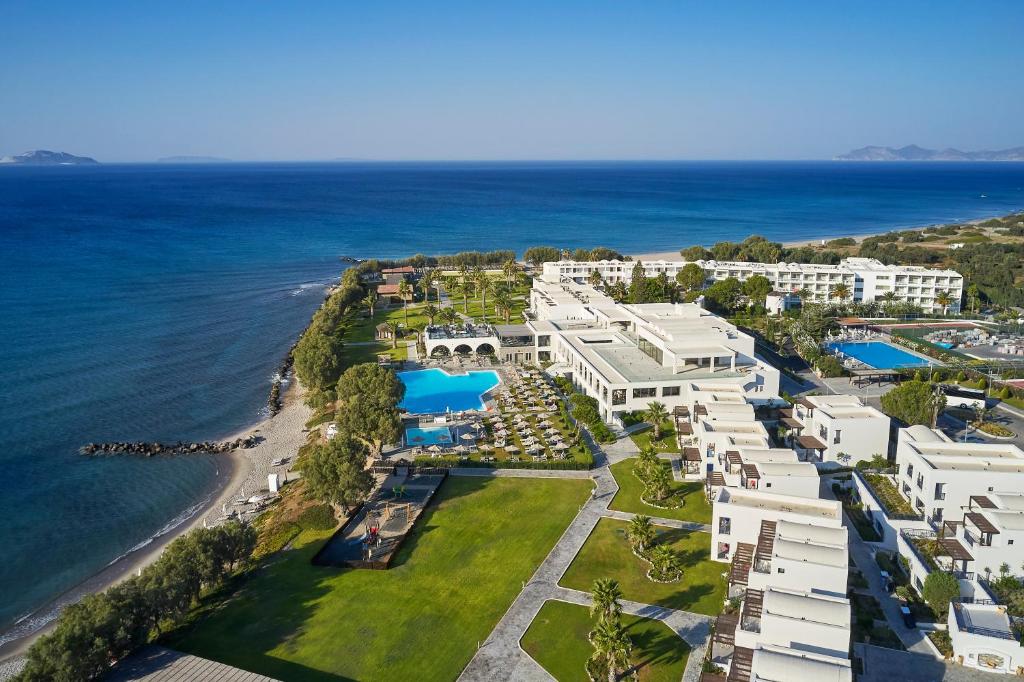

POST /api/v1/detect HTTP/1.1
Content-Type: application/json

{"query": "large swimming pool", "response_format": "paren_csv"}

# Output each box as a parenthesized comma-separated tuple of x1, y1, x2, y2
(398, 368, 501, 413)
(826, 341, 931, 369)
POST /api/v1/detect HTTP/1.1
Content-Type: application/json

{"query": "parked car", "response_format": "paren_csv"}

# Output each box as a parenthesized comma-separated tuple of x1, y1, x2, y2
(900, 605, 916, 628)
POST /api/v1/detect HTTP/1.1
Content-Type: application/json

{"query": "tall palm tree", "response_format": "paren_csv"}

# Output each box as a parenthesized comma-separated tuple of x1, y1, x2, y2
(422, 268, 440, 303)
(440, 306, 459, 325)
(589, 617, 632, 682)
(493, 289, 513, 323)
(502, 258, 520, 288)
(880, 290, 898, 313)
(363, 290, 378, 318)
(796, 287, 814, 305)
(423, 304, 439, 325)
(588, 270, 604, 289)
(967, 283, 980, 314)
(634, 446, 660, 480)
(829, 283, 851, 302)
(589, 578, 623, 624)
(476, 274, 493, 322)
(644, 401, 669, 440)
(397, 280, 412, 326)
(626, 515, 655, 553)
(381, 321, 398, 349)
(934, 289, 954, 315)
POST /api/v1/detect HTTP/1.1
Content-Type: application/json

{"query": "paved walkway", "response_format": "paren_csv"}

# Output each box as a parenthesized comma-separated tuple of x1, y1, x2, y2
(845, 512, 934, 655)
(458, 442, 714, 682)
(855, 643, 998, 682)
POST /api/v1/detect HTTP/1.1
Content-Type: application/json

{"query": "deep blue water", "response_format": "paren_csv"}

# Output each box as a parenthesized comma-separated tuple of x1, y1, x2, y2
(398, 368, 502, 413)
(1, 161, 1022, 640)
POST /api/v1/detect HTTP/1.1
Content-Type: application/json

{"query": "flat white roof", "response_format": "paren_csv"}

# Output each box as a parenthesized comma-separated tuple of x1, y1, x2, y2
(776, 520, 848, 547)
(773, 537, 848, 568)
(717, 487, 842, 521)
(751, 645, 852, 682)
(763, 589, 850, 628)
(757, 462, 818, 477)
(739, 448, 800, 464)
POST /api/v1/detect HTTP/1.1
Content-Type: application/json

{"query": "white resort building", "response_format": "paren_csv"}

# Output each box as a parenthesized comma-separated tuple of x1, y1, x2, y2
(780, 394, 891, 466)
(542, 256, 964, 313)
(524, 277, 781, 424)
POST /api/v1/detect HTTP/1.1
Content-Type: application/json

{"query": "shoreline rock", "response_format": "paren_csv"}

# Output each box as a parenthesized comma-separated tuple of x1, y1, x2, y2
(79, 436, 258, 457)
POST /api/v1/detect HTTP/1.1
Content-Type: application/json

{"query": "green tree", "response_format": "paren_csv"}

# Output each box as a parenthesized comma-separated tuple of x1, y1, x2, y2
(440, 306, 459, 325)
(629, 261, 648, 304)
(710, 241, 740, 261)
(676, 263, 706, 293)
(922, 570, 960, 618)
(680, 245, 711, 261)
(881, 380, 945, 427)
(363, 290, 378, 318)
(493, 289, 513, 323)
(423, 303, 439, 325)
(644, 401, 669, 440)
(880, 290, 898, 312)
(334, 363, 405, 457)
(626, 515, 655, 553)
(643, 461, 673, 501)
(934, 290, 954, 315)
(742, 274, 773, 309)
(523, 246, 561, 268)
(589, 617, 632, 682)
(966, 283, 980, 314)
(588, 270, 604, 288)
(704, 277, 742, 312)
(649, 544, 682, 580)
(397, 280, 412, 326)
(475, 270, 493, 322)
(589, 578, 623, 624)
(381, 321, 397, 349)
(502, 258, 520, 288)
(300, 433, 374, 516)
(829, 282, 851, 301)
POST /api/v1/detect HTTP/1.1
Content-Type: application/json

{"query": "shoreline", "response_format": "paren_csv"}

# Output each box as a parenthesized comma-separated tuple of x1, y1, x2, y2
(0, 379, 311, 670)
(628, 211, 1014, 261)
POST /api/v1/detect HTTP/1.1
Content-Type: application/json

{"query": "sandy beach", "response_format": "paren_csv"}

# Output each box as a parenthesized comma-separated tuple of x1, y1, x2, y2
(0, 379, 312, 676)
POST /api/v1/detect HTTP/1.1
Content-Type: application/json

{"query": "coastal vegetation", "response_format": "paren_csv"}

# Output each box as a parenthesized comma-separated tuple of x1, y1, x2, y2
(169, 477, 591, 681)
(17, 522, 257, 682)
(880, 380, 945, 427)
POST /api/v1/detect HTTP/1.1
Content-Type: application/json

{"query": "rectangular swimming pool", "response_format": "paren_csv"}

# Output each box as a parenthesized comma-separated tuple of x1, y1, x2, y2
(826, 341, 931, 369)
(405, 426, 454, 446)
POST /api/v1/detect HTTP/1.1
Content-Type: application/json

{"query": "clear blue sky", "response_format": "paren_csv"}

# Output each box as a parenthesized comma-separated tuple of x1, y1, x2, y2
(1, 1, 1021, 161)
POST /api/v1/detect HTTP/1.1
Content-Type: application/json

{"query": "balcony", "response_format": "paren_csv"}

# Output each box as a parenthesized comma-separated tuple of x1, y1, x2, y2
(855, 470, 924, 521)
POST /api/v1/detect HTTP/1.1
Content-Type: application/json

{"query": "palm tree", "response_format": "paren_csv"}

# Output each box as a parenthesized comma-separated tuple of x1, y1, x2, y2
(502, 258, 520, 288)
(796, 286, 814, 305)
(644, 401, 669, 440)
(829, 282, 851, 302)
(493, 289, 513, 324)
(423, 304, 439, 325)
(589, 617, 632, 682)
(476, 271, 493, 322)
(588, 270, 604, 288)
(650, 545, 682, 580)
(589, 578, 623, 624)
(422, 268, 440, 303)
(363, 290, 378, 318)
(634, 446, 660, 480)
(934, 289, 954, 315)
(440, 306, 459, 325)
(626, 515, 655, 553)
(880, 290, 898, 313)
(644, 463, 672, 501)
(397, 280, 412, 326)
(967, 283, 980, 314)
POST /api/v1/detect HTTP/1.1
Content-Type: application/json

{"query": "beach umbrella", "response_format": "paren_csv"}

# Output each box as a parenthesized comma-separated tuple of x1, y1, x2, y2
(526, 444, 542, 453)
(553, 442, 569, 451)
(505, 444, 519, 453)
(460, 432, 476, 441)
(427, 444, 442, 452)
(453, 444, 466, 453)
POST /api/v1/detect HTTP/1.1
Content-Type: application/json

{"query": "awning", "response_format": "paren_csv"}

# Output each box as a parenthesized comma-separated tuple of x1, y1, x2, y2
(781, 417, 803, 429)
(965, 512, 1000, 535)
(796, 435, 827, 450)
(741, 463, 761, 480)
(683, 447, 701, 462)
(936, 538, 974, 562)
(970, 495, 996, 509)
(707, 472, 726, 487)
(727, 451, 743, 465)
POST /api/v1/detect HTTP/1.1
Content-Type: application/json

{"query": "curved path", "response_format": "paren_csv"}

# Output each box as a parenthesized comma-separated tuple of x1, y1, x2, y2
(457, 434, 714, 682)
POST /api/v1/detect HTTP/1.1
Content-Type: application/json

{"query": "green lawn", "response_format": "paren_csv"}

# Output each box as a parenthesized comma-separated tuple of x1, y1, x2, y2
(629, 422, 680, 453)
(559, 518, 726, 616)
(521, 600, 690, 682)
(341, 341, 407, 366)
(608, 459, 712, 525)
(345, 303, 432, 343)
(170, 477, 591, 681)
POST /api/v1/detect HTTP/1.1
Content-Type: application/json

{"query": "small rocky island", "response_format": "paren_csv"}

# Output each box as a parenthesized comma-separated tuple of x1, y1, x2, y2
(0, 149, 99, 165)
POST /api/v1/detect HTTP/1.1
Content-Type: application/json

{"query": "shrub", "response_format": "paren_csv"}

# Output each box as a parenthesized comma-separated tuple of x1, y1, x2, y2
(1000, 387, 1014, 400)
(296, 504, 339, 531)
(922, 571, 960, 618)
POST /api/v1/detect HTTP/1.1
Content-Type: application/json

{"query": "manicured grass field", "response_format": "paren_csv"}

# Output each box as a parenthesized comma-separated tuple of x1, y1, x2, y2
(609, 459, 712, 524)
(170, 476, 591, 681)
(629, 422, 680, 453)
(521, 600, 690, 682)
(559, 518, 726, 616)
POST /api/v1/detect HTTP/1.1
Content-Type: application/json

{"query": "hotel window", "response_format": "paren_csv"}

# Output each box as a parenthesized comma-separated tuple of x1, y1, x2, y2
(638, 336, 664, 365)
(662, 386, 681, 397)
(833, 429, 841, 444)
(537, 335, 550, 347)
(633, 387, 656, 399)
(612, 389, 626, 406)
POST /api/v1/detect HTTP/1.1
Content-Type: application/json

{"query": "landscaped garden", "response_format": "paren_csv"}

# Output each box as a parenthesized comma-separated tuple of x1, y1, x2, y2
(169, 476, 591, 681)
(630, 421, 680, 453)
(860, 472, 920, 518)
(609, 458, 712, 524)
(521, 600, 690, 682)
(559, 518, 726, 616)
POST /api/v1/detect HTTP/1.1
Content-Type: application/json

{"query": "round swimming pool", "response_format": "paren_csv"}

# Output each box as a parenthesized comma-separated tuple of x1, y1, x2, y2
(397, 368, 501, 413)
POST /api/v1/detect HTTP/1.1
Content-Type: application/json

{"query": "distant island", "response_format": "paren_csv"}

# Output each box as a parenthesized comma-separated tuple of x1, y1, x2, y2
(156, 155, 232, 164)
(836, 144, 1024, 161)
(0, 150, 98, 165)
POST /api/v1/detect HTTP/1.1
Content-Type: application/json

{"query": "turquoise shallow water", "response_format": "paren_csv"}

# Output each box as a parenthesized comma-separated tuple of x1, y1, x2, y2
(827, 341, 932, 369)
(1, 160, 1022, 641)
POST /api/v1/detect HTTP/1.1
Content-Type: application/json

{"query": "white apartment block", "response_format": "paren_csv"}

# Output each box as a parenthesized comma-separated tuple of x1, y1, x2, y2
(527, 277, 781, 424)
(715, 447, 821, 499)
(542, 256, 964, 313)
(781, 394, 891, 466)
(948, 602, 1022, 675)
(709, 494, 852, 682)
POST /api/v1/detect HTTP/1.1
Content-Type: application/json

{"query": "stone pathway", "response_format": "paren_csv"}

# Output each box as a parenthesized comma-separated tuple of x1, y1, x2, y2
(845, 513, 935, 655)
(458, 442, 714, 682)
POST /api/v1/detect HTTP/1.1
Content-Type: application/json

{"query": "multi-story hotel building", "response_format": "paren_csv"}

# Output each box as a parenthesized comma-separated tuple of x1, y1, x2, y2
(542, 256, 964, 313)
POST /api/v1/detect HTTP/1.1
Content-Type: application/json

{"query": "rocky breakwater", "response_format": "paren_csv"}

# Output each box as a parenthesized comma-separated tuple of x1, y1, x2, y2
(79, 436, 258, 457)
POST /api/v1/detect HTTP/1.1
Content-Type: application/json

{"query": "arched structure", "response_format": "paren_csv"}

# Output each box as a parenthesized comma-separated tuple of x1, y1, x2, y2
(476, 343, 495, 355)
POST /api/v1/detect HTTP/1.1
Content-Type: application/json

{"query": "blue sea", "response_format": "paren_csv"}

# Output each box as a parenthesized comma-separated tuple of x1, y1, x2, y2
(1, 161, 1022, 644)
